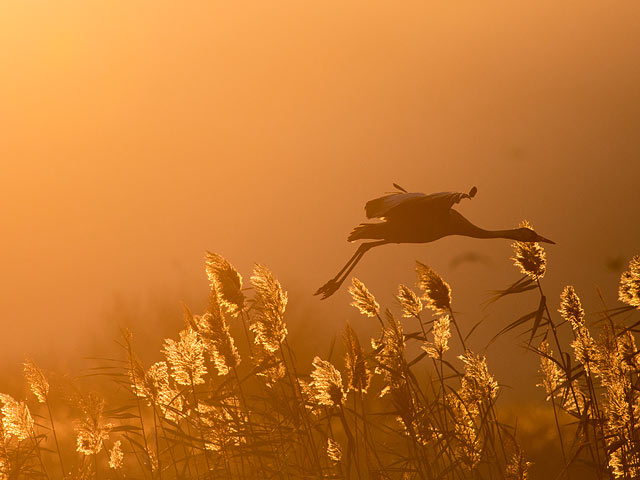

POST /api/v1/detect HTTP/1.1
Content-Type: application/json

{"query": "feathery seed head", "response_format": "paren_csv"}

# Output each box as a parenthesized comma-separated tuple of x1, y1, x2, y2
(372, 312, 406, 397)
(108, 440, 124, 469)
(0, 394, 34, 441)
(511, 221, 546, 279)
(458, 351, 499, 403)
(163, 329, 207, 386)
(252, 345, 286, 387)
(447, 393, 482, 468)
(205, 252, 245, 315)
(74, 393, 112, 456)
(343, 323, 371, 393)
(143, 362, 183, 421)
(619, 255, 640, 308)
(617, 330, 640, 371)
(422, 315, 451, 359)
(327, 438, 343, 464)
(416, 262, 452, 314)
(396, 284, 423, 317)
(559, 286, 585, 330)
(537, 341, 565, 400)
(310, 357, 346, 407)
(349, 278, 379, 317)
(23, 359, 49, 404)
(250, 264, 288, 352)
(195, 307, 241, 375)
(572, 326, 598, 369)
(505, 449, 532, 480)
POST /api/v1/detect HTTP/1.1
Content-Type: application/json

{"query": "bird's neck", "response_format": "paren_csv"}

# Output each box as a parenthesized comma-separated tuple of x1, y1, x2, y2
(449, 211, 520, 241)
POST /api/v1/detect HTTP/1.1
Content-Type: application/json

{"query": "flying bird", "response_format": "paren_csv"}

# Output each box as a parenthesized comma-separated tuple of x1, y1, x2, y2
(315, 184, 555, 299)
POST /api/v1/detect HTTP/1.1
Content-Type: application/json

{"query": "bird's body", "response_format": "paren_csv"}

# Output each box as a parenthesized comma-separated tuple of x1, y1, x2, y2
(315, 185, 554, 299)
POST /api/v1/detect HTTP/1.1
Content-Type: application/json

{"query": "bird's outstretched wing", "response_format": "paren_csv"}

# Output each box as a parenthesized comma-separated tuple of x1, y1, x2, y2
(365, 186, 477, 219)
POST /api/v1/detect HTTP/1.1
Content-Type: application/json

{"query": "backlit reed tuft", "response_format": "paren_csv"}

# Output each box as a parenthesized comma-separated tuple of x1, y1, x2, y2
(310, 357, 345, 408)
(537, 340, 565, 401)
(511, 220, 546, 279)
(137, 361, 183, 422)
(448, 394, 482, 468)
(348, 277, 379, 317)
(416, 261, 451, 314)
(163, 328, 208, 386)
(326, 438, 342, 464)
(372, 311, 406, 397)
(250, 264, 288, 352)
(396, 284, 422, 317)
(252, 345, 285, 387)
(458, 351, 499, 404)
(108, 440, 124, 470)
(572, 326, 598, 369)
(559, 285, 585, 329)
(619, 255, 640, 308)
(422, 314, 451, 359)
(23, 359, 49, 404)
(0, 394, 34, 441)
(559, 287, 598, 368)
(343, 323, 371, 393)
(74, 393, 112, 456)
(193, 287, 241, 375)
(205, 251, 245, 315)
(505, 449, 532, 480)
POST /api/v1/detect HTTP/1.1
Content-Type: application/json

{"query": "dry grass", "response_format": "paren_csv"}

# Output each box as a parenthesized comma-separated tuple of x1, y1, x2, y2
(1, 240, 639, 479)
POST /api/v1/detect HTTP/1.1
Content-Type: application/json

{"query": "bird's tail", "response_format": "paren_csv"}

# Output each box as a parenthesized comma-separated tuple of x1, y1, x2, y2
(347, 223, 386, 242)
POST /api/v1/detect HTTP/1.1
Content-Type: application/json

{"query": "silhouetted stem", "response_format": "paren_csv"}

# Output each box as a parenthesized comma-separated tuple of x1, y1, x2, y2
(45, 399, 66, 479)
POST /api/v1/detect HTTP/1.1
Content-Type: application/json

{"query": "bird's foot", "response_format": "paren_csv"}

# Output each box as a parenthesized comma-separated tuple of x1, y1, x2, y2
(314, 279, 341, 300)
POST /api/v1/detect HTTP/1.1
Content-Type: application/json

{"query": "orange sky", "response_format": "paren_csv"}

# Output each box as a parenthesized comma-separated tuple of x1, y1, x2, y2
(1, 1, 639, 392)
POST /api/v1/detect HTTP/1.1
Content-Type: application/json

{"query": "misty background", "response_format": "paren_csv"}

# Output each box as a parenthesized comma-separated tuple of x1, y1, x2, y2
(1, 0, 639, 407)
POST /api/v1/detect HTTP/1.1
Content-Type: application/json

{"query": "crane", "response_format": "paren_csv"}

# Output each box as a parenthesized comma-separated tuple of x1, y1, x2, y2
(314, 184, 555, 299)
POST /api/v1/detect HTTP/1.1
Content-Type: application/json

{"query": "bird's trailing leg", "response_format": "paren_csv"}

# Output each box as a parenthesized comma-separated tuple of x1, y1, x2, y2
(314, 240, 388, 299)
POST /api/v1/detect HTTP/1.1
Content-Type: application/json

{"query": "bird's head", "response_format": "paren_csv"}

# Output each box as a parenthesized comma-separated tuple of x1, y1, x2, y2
(514, 227, 556, 244)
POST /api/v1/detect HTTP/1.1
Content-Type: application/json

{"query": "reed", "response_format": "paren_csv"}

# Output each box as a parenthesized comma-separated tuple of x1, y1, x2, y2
(1, 246, 639, 479)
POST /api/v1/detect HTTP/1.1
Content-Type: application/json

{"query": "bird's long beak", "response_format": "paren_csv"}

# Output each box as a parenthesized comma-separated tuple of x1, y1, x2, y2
(536, 234, 556, 245)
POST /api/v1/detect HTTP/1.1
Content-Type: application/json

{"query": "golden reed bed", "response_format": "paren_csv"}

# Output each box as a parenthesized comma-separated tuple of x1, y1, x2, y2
(1, 228, 639, 479)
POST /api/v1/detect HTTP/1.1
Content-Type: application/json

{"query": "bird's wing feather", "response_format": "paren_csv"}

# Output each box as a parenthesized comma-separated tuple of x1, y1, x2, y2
(365, 186, 477, 219)
(365, 192, 426, 219)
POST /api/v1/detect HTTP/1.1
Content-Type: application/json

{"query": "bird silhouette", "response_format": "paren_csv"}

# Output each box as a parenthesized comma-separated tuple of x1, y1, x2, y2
(315, 185, 555, 299)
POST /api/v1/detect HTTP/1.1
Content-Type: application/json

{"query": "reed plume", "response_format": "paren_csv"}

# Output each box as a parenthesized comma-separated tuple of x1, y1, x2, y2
(537, 340, 565, 401)
(250, 264, 288, 352)
(193, 306, 241, 375)
(23, 359, 49, 404)
(108, 440, 124, 470)
(348, 278, 379, 317)
(163, 328, 208, 386)
(372, 311, 406, 397)
(619, 255, 640, 308)
(74, 392, 112, 456)
(422, 314, 451, 359)
(252, 344, 286, 387)
(0, 394, 34, 441)
(205, 251, 246, 315)
(326, 438, 342, 464)
(396, 284, 423, 318)
(309, 357, 345, 408)
(511, 220, 546, 279)
(458, 351, 499, 405)
(559, 286, 585, 330)
(343, 323, 371, 394)
(136, 361, 184, 422)
(505, 449, 532, 480)
(416, 261, 452, 314)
